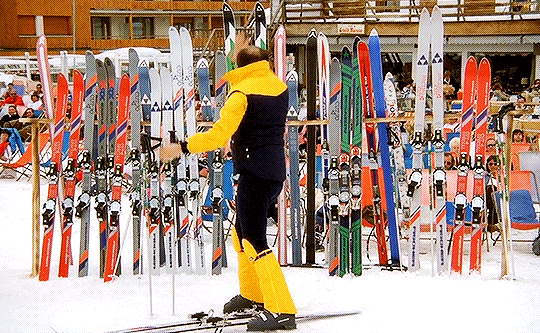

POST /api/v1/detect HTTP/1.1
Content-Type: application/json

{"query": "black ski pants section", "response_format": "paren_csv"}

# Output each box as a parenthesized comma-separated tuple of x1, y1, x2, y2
(235, 171, 283, 254)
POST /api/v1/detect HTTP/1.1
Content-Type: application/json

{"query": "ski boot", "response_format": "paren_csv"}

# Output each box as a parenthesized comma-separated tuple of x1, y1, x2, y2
(247, 308, 296, 331)
(223, 295, 264, 314)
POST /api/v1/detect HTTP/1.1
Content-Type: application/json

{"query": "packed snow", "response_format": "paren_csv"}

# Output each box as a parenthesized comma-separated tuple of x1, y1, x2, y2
(1, 178, 540, 333)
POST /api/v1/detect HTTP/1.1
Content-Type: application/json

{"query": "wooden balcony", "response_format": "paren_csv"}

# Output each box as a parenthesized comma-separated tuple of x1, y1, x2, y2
(281, 0, 540, 23)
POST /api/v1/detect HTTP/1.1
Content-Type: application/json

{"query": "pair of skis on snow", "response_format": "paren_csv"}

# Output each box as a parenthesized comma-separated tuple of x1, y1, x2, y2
(107, 309, 360, 333)
(406, 7, 492, 274)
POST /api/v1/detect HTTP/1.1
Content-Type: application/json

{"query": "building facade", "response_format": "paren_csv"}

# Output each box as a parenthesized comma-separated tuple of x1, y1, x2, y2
(0, 0, 268, 56)
(0, 0, 539, 92)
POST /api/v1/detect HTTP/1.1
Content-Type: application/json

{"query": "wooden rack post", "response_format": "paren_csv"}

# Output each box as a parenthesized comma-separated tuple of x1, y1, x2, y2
(19, 117, 54, 277)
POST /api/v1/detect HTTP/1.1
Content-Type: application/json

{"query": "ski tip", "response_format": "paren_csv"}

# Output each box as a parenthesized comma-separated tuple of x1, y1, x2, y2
(385, 72, 393, 80)
(223, 1, 233, 11)
(369, 28, 379, 37)
(286, 70, 298, 82)
(308, 28, 317, 36)
(421, 7, 430, 14)
(255, 1, 264, 11)
(179, 26, 189, 36)
(342, 45, 350, 54)
(196, 57, 209, 68)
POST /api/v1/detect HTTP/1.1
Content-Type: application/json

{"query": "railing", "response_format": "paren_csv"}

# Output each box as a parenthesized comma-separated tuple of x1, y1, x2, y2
(283, 0, 540, 23)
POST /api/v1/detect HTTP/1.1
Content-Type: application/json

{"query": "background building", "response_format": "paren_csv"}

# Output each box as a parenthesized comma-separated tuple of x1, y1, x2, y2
(0, 0, 539, 93)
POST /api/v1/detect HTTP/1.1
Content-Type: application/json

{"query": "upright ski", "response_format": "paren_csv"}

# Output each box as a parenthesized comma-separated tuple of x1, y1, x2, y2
(406, 8, 430, 272)
(327, 59, 341, 276)
(450, 56, 477, 274)
(469, 58, 491, 273)
(430, 6, 448, 274)
(274, 25, 288, 266)
(181, 27, 205, 274)
(339, 46, 352, 276)
(350, 38, 363, 275)
(76, 51, 97, 277)
(287, 70, 302, 267)
(148, 67, 162, 276)
(358, 41, 388, 266)
(104, 74, 130, 282)
(58, 70, 83, 278)
(254, 2, 266, 50)
(39, 73, 68, 281)
(305, 29, 318, 264)
(169, 26, 191, 273)
(95, 59, 109, 278)
(369, 29, 399, 267)
(128, 48, 143, 275)
(223, 2, 236, 72)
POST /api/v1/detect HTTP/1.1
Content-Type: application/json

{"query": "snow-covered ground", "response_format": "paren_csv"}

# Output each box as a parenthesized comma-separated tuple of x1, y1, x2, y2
(1, 178, 540, 333)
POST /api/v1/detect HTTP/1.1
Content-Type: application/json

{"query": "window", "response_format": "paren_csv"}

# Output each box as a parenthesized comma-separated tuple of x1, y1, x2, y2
(92, 17, 111, 39)
(173, 17, 193, 33)
(43, 16, 71, 35)
(18, 16, 36, 36)
(133, 17, 154, 39)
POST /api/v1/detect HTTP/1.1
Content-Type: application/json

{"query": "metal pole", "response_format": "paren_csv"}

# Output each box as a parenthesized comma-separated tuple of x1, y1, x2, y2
(72, 0, 76, 54)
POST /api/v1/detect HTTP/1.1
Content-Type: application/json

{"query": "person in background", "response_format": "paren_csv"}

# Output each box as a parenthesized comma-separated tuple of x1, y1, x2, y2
(26, 94, 42, 114)
(486, 137, 497, 155)
(444, 152, 456, 170)
(160, 41, 297, 331)
(2, 83, 14, 99)
(512, 128, 525, 143)
(0, 105, 20, 127)
(443, 70, 458, 100)
(0, 89, 24, 107)
(449, 136, 460, 160)
(485, 155, 500, 233)
(528, 78, 540, 93)
(491, 82, 510, 101)
(30, 83, 44, 99)
(0, 129, 11, 162)
(17, 108, 37, 141)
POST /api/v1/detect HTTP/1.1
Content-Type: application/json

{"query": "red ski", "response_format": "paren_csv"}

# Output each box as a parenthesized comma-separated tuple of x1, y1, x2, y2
(450, 56, 477, 274)
(357, 41, 388, 266)
(39, 73, 68, 281)
(58, 70, 84, 278)
(470, 58, 491, 273)
(104, 74, 131, 282)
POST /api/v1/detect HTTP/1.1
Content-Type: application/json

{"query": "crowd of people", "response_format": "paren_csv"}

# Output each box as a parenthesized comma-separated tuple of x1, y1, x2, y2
(0, 82, 46, 161)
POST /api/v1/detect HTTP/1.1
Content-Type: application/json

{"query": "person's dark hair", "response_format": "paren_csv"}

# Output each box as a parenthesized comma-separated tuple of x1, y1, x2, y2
(31, 94, 39, 99)
(236, 46, 269, 68)
(512, 129, 524, 136)
(1, 128, 11, 136)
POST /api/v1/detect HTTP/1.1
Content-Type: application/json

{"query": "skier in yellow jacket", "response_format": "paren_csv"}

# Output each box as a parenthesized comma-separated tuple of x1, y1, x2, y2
(161, 44, 296, 331)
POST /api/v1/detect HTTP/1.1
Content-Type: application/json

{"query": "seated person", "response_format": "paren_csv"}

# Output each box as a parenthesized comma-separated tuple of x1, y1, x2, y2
(17, 108, 38, 141)
(26, 94, 42, 113)
(0, 89, 25, 107)
(0, 128, 10, 162)
(30, 83, 44, 99)
(0, 105, 20, 127)
(1, 83, 14, 100)
(485, 155, 500, 232)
